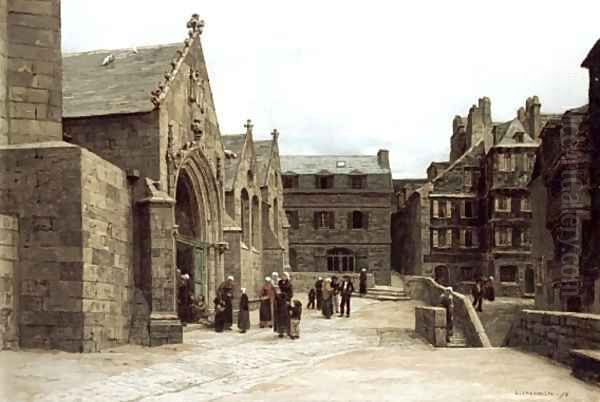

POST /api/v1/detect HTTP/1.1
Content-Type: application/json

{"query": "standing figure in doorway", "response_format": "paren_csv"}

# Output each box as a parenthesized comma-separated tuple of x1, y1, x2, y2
(238, 288, 250, 333)
(259, 277, 275, 328)
(359, 268, 368, 296)
(315, 277, 324, 309)
(339, 275, 355, 317)
(217, 275, 235, 330)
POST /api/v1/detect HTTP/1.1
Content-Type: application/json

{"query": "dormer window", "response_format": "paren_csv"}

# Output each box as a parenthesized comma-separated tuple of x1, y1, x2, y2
(315, 173, 334, 189)
(514, 132, 524, 143)
(336, 161, 346, 168)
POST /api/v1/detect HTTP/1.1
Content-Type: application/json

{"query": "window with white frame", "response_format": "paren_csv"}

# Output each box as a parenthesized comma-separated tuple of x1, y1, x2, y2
(461, 200, 476, 218)
(495, 227, 513, 246)
(498, 153, 513, 172)
(495, 195, 511, 212)
(432, 228, 452, 248)
(520, 196, 531, 212)
(520, 228, 531, 246)
(464, 169, 472, 187)
(460, 228, 478, 248)
(432, 199, 451, 219)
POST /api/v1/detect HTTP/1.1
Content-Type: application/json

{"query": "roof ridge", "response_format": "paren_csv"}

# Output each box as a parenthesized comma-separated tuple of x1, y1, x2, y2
(149, 14, 205, 108)
(63, 42, 183, 58)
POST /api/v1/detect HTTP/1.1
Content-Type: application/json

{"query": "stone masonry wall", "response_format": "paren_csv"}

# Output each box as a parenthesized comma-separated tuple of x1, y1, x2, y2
(506, 310, 600, 365)
(0, 143, 84, 351)
(80, 149, 134, 351)
(406, 276, 491, 347)
(0, 213, 17, 349)
(415, 306, 447, 347)
(64, 112, 161, 182)
(6, 0, 62, 144)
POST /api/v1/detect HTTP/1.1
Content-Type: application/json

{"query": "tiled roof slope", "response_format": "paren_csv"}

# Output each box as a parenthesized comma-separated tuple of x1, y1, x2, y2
(281, 155, 389, 175)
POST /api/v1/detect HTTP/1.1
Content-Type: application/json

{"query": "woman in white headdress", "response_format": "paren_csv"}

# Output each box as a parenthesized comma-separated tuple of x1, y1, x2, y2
(259, 277, 275, 328)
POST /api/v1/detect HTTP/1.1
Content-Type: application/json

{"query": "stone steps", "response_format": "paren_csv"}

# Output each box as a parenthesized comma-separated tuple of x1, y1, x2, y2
(447, 330, 467, 348)
(355, 286, 410, 301)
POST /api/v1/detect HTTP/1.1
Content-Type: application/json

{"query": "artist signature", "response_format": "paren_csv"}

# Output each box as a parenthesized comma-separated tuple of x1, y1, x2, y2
(515, 391, 570, 399)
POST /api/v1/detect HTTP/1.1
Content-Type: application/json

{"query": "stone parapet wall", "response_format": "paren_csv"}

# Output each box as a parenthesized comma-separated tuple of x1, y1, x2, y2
(406, 276, 491, 347)
(0, 214, 18, 350)
(415, 306, 447, 347)
(506, 310, 600, 365)
(288, 272, 375, 293)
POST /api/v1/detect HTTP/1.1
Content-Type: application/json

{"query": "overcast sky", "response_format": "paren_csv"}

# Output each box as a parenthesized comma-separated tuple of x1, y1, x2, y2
(62, 1, 597, 178)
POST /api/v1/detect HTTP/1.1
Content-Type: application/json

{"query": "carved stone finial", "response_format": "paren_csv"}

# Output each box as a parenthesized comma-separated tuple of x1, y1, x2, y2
(244, 119, 253, 134)
(271, 128, 279, 141)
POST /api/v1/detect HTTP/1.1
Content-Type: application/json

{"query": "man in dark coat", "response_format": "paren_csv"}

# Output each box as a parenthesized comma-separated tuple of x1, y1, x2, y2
(339, 275, 355, 317)
(484, 276, 496, 302)
(315, 277, 323, 309)
(359, 269, 368, 296)
(471, 278, 483, 312)
(217, 276, 235, 330)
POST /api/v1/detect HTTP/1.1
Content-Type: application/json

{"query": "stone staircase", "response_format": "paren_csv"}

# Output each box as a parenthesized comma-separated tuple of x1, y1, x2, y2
(447, 328, 467, 348)
(355, 286, 411, 302)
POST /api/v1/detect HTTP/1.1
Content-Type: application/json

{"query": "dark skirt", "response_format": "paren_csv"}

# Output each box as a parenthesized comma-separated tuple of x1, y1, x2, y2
(214, 310, 225, 332)
(322, 298, 333, 318)
(359, 281, 367, 294)
(260, 299, 272, 322)
(238, 310, 250, 331)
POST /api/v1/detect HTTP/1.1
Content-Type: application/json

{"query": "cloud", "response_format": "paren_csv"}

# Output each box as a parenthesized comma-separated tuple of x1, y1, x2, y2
(62, 0, 593, 177)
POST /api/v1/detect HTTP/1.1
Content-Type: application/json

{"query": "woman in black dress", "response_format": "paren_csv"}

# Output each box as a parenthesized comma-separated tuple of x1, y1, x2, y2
(238, 288, 250, 333)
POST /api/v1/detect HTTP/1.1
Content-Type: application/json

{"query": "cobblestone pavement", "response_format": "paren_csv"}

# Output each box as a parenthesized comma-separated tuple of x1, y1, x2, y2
(1, 296, 598, 402)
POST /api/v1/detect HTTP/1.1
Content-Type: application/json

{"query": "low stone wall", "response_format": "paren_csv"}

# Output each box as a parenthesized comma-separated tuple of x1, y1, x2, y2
(415, 306, 447, 347)
(289, 272, 375, 292)
(406, 276, 491, 347)
(505, 310, 600, 365)
(0, 215, 18, 350)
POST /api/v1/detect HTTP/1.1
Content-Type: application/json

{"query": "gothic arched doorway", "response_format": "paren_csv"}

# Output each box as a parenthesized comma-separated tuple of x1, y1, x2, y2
(173, 149, 224, 322)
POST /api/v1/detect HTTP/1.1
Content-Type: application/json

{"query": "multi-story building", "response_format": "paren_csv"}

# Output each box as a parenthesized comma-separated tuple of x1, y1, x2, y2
(530, 39, 600, 313)
(281, 151, 393, 285)
(395, 96, 555, 296)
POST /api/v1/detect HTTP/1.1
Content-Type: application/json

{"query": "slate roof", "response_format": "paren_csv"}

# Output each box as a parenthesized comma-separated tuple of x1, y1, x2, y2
(280, 155, 389, 175)
(254, 140, 274, 185)
(221, 134, 246, 191)
(63, 43, 182, 118)
(493, 118, 537, 146)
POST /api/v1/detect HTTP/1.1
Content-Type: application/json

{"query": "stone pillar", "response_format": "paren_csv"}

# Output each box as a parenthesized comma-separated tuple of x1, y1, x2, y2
(137, 186, 182, 347)
(0, 2, 8, 145)
(6, 0, 62, 144)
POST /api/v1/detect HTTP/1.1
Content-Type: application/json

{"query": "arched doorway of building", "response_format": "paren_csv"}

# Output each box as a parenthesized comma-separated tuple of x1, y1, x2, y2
(173, 150, 224, 323)
(525, 266, 535, 294)
(175, 171, 207, 322)
(434, 265, 449, 286)
(327, 248, 355, 272)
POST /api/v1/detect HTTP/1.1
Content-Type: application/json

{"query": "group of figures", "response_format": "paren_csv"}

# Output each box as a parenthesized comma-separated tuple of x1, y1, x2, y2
(308, 268, 368, 318)
(258, 272, 303, 339)
(176, 269, 206, 323)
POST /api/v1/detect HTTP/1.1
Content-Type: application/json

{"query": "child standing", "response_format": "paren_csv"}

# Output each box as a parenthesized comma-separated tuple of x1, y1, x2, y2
(307, 288, 316, 309)
(289, 300, 302, 339)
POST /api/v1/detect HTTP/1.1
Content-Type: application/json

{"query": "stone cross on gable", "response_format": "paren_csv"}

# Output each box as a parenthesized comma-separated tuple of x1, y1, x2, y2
(271, 128, 279, 141)
(244, 119, 253, 134)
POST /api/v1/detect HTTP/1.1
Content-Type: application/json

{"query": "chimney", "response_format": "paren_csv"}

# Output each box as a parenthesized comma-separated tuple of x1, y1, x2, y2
(377, 149, 390, 169)
(582, 38, 600, 151)
(466, 104, 484, 149)
(479, 97, 492, 127)
(450, 116, 466, 162)
(526, 96, 542, 139)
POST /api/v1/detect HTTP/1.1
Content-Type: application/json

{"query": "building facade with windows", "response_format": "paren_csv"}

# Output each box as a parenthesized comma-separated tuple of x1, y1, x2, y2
(394, 96, 555, 296)
(281, 151, 393, 285)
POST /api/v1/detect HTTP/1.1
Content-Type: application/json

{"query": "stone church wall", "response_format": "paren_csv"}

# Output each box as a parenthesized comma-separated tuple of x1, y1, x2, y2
(0, 213, 18, 350)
